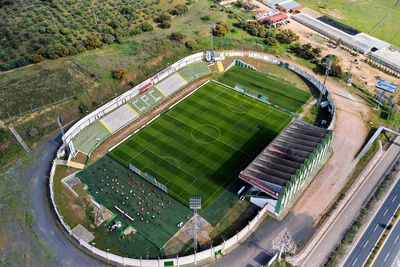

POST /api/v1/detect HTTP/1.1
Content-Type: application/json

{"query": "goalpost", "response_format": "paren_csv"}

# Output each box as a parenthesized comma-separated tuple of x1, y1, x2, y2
(235, 83, 269, 102)
(130, 163, 168, 193)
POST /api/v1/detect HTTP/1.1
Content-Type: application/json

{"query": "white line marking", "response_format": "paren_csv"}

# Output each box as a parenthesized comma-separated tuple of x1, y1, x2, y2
(363, 240, 369, 248)
(385, 253, 390, 261)
(395, 236, 399, 244)
(393, 196, 397, 202)
(384, 209, 388, 216)
(325, 243, 328, 247)
(352, 258, 358, 266)
(368, 183, 371, 187)
(339, 224, 342, 228)
(318, 253, 321, 257)
(345, 215, 348, 219)
(374, 224, 379, 231)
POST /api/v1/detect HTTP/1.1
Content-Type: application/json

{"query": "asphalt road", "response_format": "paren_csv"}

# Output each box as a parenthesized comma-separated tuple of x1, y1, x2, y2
(371, 198, 400, 267)
(302, 137, 400, 267)
(344, 179, 400, 267)
(30, 130, 107, 266)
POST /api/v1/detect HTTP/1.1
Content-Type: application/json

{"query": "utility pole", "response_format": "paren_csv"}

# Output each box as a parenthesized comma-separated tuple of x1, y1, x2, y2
(269, 5, 276, 32)
(317, 58, 332, 107)
(346, 59, 356, 86)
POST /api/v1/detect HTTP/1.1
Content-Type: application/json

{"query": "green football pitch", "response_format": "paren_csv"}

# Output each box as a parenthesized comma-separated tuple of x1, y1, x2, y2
(109, 81, 293, 210)
(218, 66, 311, 113)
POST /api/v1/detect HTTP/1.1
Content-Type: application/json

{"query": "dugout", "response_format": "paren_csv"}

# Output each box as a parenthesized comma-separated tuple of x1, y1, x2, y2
(239, 119, 332, 215)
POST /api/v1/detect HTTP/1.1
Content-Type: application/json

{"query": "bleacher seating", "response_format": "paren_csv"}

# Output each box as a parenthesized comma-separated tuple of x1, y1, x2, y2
(129, 86, 166, 115)
(100, 104, 138, 133)
(155, 73, 187, 97)
(177, 62, 210, 83)
(72, 121, 110, 155)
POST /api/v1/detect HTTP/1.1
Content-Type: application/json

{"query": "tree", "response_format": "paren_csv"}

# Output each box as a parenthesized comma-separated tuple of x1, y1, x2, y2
(185, 40, 197, 50)
(170, 32, 185, 41)
(83, 35, 102, 50)
(214, 22, 229, 37)
(140, 22, 153, 32)
(279, 29, 299, 44)
(29, 54, 44, 63)
(336, 38, 343, 47)
(155, 13, 171, 23)
(161, 20, 171, 29)
(258, 28, 266, 38)
(114, 68, 127, 80)
(53, 44, 68, 57)
(0, 63, 10, 71)
(79, 103, 89, 113)
(103, 34, 113, 44)
(110, 18, 121, 28)
(171, 4, 188, 16)
(329, 62, 342, 78)
(46, 46, 59, 59)
(265, 37, 278, 46)
(0, 128, 10, 143)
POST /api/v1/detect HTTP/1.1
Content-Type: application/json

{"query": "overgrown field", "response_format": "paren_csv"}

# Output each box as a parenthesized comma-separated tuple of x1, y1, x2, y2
(110, 81, 292, 210)
(297, 0, 400, 47)
(218, 66, 311, 113)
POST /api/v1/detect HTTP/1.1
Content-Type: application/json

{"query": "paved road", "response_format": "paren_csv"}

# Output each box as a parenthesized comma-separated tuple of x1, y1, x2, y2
(372, 198, 400, 267)
(344, 180, 400, 267)
(30, 130, 107, 267)
(302, 137, 400, 267)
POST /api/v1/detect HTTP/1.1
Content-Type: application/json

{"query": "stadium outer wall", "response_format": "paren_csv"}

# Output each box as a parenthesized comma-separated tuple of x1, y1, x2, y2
(49, 51, 336, 266)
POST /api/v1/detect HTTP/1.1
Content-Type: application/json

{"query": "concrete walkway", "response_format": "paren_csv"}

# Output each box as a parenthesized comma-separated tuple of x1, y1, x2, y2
(55, 159, 85, 169)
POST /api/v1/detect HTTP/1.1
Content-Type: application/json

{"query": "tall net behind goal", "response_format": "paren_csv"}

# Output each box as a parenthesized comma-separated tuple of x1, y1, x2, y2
(235, 83, 269, 102)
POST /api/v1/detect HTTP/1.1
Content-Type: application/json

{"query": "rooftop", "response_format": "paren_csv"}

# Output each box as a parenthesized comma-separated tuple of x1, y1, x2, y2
(279, 1, 301, 10)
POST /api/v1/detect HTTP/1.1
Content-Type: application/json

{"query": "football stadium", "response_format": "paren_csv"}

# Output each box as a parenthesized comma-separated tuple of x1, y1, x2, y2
(54, 53, 334, 260)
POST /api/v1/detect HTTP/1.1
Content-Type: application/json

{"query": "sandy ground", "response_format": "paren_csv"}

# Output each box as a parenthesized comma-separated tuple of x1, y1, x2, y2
(284, 18, 400, 99)
(248, 0, 272, 13)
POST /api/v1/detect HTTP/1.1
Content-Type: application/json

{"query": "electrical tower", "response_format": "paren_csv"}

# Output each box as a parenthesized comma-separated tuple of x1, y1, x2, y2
(271, 228, 297, 260)
(190, 195, 201, 253)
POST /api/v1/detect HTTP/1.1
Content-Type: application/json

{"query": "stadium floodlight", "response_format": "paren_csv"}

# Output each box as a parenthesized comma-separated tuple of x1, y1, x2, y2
(209, 20, 215, 53)
(190, 195, 201, 253)
(271, 228, 297, 260)
(317, 58, 332, 108)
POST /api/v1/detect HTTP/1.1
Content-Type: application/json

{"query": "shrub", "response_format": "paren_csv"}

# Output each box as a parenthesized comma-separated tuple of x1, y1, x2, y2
(114, 68, 127, 80)
(83, 35, 102, 50)
(29, 54, 44, 63)
(265, 37, 278, 46)
(161, 20, 171, 29)
(214, 22, 229, 37)
(140, 22, 153, 32)
(0, 63, 10, 71)
(170, 32, 185, 41)
(185, 40, 197, 50)
(202, 15, 211, 21)
(79, 103, 89, 113)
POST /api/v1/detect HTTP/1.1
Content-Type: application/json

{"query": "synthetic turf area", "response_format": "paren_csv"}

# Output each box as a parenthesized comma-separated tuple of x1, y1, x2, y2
(77, 155, 192, 248)
(109, 81, 293, 211)
(218, 66, 311, 113)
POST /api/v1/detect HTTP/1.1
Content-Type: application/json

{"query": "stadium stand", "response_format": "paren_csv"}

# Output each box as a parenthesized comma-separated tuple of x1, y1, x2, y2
(72, 121, 110, 155)
(100, 104, 138, 133)
(155, 73, 187, 97)
(177, 62, 210, 83)
(130, 86, 166, 115)
(239, 119, 332, 214)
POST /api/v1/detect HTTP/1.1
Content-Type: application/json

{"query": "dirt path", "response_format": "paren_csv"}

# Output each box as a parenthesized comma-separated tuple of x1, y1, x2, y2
(89, 75, 212, 164)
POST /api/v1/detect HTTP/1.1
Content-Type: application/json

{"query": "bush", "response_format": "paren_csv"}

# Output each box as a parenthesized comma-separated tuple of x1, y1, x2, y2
(214, 22, 229, 37)
(0, 128, 10, 143)
(140, 22, 153, 32)
(79, 103, 89, 113)
(171, 4, 188, 16)
(170, 32, 185, 41)
(0, 63, 10, 71)
(185, 40, 197, 50)
(265, 37, 278, 46)
(83, 35, 102, 50)
(160, 20, 171, 29)
(114, 68, 127, 80)
(202, 15, 211, 21)
(29, 54, 44, 63)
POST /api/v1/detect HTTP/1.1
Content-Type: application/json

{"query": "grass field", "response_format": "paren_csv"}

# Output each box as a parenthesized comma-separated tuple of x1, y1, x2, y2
(109, 81, 293, 211)
(218, 66, 311, 113)
(297, 0, 400, 47)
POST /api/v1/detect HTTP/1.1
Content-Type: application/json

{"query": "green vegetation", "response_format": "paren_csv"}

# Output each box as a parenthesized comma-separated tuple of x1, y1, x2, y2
(218, 66, 311, 113)
(0, 0, 192, 71)
(297, 0, 400, 47)
(110, 81, 292, 210)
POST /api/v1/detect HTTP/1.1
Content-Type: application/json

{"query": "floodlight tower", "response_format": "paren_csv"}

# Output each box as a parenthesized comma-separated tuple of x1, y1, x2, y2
(209, 20, 215, 53)
(346, 59, 356, 86)
(190, 195, 201, 253)
(317, 58, 332, 107)
(271, 228, 297, 260)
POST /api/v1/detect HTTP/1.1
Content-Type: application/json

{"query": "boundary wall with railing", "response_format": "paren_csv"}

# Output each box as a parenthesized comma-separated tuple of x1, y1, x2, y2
(50, 51, 337, 266)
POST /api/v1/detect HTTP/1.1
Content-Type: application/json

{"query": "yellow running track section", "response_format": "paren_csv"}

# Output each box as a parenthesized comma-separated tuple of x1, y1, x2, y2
(217, 61, 224, 73)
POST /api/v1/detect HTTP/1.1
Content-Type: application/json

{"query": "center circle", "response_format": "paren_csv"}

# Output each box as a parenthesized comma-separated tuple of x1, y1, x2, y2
(191, 124, 221, 144)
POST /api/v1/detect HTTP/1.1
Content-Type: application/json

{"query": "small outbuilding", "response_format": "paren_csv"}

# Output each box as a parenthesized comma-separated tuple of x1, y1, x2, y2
(262, 0, 292, 9)
(258, 13, 288, 23)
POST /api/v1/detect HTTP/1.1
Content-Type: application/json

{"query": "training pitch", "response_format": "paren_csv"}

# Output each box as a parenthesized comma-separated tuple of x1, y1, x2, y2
(218, 66, 311, 113)
(109, 80, 293, 211)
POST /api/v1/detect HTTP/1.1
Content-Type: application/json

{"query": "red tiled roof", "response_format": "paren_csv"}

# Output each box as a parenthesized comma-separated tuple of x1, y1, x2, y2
(290, 5, 303, 12)
(258, 13, 288, 22)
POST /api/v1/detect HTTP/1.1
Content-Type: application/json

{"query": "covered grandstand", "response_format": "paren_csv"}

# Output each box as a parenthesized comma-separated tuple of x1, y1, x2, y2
(292, 13, 389, 54)
(239, 119, 332, 215)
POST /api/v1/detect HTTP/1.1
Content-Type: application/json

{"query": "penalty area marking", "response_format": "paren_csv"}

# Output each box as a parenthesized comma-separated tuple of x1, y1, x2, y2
(162, 157, 181, 168)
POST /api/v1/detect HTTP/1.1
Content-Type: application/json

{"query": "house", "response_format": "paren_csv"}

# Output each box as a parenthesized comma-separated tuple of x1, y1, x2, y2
(277, 1, 303, 13)
(262, 0, 292, 9)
